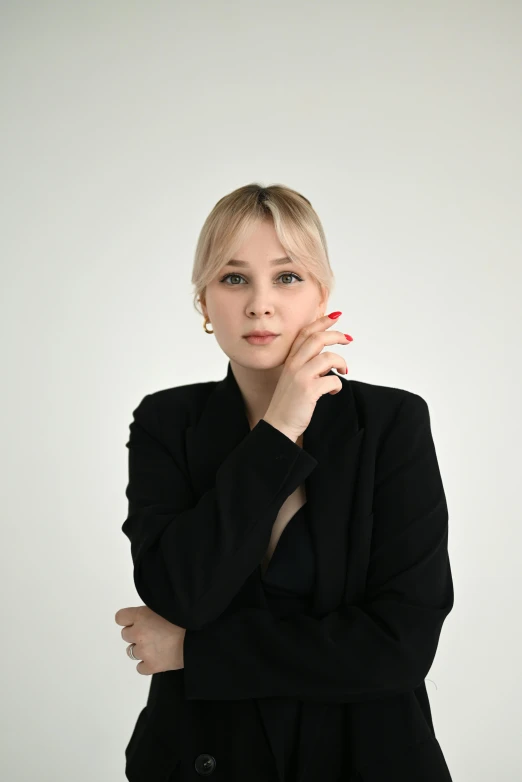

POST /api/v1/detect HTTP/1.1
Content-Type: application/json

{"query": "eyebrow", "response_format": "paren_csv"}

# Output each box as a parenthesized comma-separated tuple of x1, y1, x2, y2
(224, 256, 292, 268)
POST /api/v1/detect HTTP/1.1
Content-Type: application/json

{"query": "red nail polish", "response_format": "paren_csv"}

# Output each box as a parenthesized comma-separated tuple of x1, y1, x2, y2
(328, 311, 342, 319)
(344, 334, 353, 341)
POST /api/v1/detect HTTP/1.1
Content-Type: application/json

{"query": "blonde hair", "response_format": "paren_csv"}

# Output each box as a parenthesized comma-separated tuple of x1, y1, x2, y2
(192, 183, 335, 317)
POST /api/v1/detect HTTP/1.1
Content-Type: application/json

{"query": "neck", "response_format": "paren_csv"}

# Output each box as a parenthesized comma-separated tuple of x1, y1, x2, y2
(230, 358, 283, 425)
(229, 360, 304, 448)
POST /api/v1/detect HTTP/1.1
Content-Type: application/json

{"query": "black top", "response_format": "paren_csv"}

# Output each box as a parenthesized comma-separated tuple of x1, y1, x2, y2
(259, 499, 315, 781)
(261, 500, 315, 596)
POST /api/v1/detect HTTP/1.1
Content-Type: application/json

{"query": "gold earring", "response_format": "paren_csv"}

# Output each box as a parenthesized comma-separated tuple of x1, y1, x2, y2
(203, 316, 214, 334)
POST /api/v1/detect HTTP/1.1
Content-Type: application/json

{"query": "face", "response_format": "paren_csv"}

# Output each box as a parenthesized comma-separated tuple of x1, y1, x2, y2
(202, 218, 327, 371)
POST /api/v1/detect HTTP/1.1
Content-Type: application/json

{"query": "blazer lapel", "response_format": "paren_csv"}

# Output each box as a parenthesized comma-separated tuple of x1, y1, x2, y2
(184, 361, 366, 782)
(184, 360, 365, 607)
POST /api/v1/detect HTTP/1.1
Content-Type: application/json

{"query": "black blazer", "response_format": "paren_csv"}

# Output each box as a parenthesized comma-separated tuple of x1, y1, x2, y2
(122, 361, 454, 782)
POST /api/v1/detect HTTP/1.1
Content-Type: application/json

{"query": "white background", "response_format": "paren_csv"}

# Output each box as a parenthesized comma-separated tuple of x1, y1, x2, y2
(1, 1, 521, 780)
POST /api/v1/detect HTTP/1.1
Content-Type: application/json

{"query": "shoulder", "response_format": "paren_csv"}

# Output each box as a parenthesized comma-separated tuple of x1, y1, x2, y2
(131, 375, 431, 435)
(348, 376, 428, 412)
(150, 379, 217, 407)
(130, 378, 219, 426)
(346, 377, 431, 441)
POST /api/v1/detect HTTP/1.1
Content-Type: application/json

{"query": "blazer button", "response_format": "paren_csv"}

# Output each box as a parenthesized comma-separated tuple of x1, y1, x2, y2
(194, 753, 217, 776)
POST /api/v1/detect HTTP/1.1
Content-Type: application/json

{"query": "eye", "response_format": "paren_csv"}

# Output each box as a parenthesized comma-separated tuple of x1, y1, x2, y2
(219, 272, 303, 286)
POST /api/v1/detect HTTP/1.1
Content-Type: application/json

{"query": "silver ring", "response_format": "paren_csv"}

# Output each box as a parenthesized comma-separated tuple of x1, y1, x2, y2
(127, 643, 140, 661)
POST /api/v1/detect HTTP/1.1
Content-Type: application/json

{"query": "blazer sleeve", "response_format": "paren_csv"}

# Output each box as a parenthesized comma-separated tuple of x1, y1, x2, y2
(182, 392, 454, 703)
(122, 393, 319, 628)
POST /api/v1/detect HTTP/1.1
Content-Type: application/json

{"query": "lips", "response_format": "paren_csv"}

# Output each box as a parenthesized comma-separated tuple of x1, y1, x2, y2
(244, 334, 279, 344)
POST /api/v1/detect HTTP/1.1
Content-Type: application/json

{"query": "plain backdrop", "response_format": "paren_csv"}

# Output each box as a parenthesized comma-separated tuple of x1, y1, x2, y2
(1, 2, 521, 780)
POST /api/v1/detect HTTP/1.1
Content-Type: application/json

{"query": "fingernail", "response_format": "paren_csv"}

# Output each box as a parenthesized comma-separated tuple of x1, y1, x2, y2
(344, 334, 353, 341)
(328, 311, 342, 319)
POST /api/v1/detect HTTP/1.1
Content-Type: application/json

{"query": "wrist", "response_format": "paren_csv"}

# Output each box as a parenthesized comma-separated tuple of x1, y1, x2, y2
(261, 416, 299, 443)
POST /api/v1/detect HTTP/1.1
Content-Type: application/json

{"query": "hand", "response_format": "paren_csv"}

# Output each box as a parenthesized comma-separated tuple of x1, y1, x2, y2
(115, 604, 186, 675)
(263, 312, 353, 441)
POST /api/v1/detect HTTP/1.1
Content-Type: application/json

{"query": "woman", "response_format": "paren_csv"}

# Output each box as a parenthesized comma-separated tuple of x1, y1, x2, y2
(115, 183, 454, 781)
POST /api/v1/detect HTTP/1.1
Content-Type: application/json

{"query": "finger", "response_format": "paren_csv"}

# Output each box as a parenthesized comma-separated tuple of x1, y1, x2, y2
(308, 350, 348, 379)
(290, 328, 351, 371)
(114, 606, 138, 626)
(121, 626, 134, 642)
(289, 312, 343, 358)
